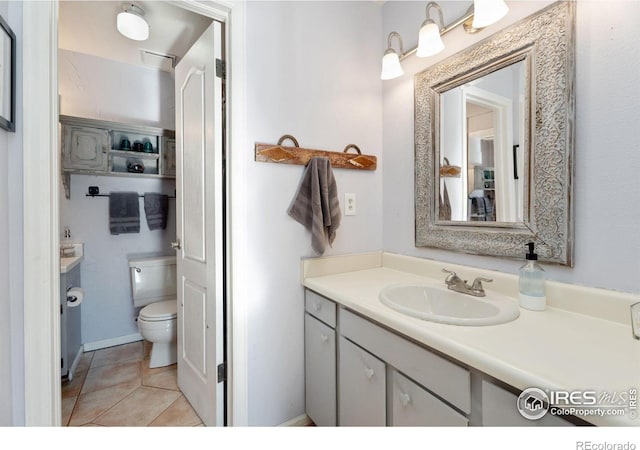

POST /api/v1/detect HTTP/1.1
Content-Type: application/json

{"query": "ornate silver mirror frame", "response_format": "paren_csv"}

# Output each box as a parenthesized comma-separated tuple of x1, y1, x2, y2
(415, 1, 575, 266)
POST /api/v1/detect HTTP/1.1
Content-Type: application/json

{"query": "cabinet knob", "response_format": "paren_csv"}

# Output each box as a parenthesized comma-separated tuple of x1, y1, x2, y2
(320, 334, 328, 343)
(314, 301, 321, 312)
(364, 367, 374, 380)
(399, 392, 411, 406)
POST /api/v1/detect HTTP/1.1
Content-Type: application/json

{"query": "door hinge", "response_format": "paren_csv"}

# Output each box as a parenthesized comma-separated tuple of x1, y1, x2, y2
(216, 59, 226, 79)
(61, 358, 64, 369)
(217, 362, 227, 383)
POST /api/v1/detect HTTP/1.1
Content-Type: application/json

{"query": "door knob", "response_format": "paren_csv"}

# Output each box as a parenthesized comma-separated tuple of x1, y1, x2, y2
(171, 240, 181, 250)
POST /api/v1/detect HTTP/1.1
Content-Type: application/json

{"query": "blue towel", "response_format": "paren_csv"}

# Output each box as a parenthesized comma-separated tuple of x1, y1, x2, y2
(144, 193, 169, 230)
(287, 157, 341, 254)
(109, 192, 140, 235)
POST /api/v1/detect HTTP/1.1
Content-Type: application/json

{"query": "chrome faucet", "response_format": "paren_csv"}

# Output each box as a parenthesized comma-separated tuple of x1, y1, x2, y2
(442, 269, 492, 297)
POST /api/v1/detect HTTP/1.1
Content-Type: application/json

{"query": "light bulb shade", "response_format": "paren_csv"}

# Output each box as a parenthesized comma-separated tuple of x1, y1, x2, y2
(117, 6, 149, 41)
(472, 0, 509, 28)
(380, 50, 403, 80)
(416, 21, 444, 58)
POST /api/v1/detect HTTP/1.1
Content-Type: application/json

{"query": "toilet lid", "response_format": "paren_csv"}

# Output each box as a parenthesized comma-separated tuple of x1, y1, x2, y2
(139, 299, 177, 321)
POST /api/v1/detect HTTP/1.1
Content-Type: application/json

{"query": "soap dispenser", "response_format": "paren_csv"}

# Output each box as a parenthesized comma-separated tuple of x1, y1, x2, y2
(61, 226, 74, 257)
(519, 242, 546, 311)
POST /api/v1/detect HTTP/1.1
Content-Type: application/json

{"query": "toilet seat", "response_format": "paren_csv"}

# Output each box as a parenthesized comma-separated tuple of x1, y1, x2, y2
(139, 299, 177, 322)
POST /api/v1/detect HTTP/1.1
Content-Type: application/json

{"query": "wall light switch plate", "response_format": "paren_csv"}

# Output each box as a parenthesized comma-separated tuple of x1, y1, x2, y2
(345, 193, 356, 216)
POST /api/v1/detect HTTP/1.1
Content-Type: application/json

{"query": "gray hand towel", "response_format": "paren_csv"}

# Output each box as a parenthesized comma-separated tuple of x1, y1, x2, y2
(288, 157, 341, 254)
(144, 193, 169, 230)
(109, 192, 140, 235)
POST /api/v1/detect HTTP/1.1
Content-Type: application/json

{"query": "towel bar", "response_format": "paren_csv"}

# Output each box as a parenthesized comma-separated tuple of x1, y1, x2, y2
(255, 134, 377, 171)
(85, 186, 175, 198)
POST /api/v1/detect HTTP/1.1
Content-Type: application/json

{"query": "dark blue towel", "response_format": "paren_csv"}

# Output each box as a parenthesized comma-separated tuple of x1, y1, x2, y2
(109, 192, 140, 235)
(144, 193, 169, 230)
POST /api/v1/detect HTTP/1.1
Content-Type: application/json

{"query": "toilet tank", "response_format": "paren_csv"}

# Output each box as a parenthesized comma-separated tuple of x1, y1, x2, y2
(129, 256, 177, 307)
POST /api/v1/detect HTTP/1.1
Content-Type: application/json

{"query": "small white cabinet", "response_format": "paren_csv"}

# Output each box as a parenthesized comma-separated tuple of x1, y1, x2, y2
(304, 314, 336, 426)
(60, 115, 176, 198)
(62, 124, 110, 172)
(338, 337, 386, 426)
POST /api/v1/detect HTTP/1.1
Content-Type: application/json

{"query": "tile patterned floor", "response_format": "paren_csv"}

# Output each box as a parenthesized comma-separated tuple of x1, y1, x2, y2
(62, 341, 203, 426)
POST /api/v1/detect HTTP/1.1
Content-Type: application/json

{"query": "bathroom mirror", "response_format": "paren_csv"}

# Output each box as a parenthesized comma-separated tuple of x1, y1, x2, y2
(415, 1, 575, 265)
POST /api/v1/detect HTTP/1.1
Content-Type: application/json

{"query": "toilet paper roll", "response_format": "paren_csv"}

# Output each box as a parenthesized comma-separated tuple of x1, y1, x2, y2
(67, 287, 84, 308)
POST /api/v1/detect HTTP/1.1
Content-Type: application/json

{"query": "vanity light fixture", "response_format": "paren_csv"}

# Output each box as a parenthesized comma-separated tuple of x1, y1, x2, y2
(117, 3, 149, 41)
(380, 32, 405, 80)
(381, 0, 509, 80)
(472, 0, 509, 29)
(417, 2, 445, 58)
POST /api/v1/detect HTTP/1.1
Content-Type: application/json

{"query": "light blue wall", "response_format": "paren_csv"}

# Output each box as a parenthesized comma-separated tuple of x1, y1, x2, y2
(244, 1, 383, 425)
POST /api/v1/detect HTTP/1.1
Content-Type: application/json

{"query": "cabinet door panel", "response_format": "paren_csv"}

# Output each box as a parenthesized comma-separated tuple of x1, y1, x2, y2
(338, 337, 386, 426)
(63, 126, 110, 171)
(482, 381, 573, 426)
(305, 314, 336, 426)
(391, 370, 468, 426)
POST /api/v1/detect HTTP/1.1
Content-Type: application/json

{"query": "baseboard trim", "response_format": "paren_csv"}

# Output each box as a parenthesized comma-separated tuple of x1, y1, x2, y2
(277, 414, 313, 427)
(67, 345, 84, 381)
(83, 333, 143, 352)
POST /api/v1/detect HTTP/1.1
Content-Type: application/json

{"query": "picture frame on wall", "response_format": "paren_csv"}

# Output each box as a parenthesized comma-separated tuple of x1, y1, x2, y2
(0, 13, 15, 132)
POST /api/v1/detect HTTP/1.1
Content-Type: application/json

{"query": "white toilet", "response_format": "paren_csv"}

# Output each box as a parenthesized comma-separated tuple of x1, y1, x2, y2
(129, 256, 177, 368)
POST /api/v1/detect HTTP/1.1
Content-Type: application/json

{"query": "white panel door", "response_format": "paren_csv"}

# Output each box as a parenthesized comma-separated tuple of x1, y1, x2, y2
(175, 20, 224, 427)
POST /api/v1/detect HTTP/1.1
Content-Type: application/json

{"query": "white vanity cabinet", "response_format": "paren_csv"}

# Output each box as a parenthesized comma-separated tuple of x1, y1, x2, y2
(62, 124, 111, 172)
(304, 290, 337, 426)
(304, 289, 575, 427)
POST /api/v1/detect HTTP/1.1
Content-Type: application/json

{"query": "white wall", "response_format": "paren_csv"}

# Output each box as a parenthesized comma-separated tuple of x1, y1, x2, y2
(244, 1, 383, 425)
(0, 0, 23, 426)
(58, 50, 176, 345)
(382, 1, 640, 294)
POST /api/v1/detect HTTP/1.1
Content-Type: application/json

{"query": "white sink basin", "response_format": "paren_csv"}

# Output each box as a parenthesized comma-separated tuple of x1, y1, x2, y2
(379, 283, 520, 326)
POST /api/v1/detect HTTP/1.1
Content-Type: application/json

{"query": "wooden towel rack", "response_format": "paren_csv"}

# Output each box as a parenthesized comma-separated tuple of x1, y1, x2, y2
(255, 135, 377, 171)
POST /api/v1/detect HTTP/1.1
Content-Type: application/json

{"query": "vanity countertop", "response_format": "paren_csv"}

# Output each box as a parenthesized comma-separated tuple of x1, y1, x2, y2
(302, 254, 640, 427)
(60, 255, 83, 274)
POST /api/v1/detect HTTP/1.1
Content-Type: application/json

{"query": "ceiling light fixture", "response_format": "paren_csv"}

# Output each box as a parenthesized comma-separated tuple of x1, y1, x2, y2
(117, 3, 149, 41)
(381, 0, 509, 81)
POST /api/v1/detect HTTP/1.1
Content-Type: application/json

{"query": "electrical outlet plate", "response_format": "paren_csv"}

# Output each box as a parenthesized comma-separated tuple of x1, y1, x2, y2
(345, 193, 356, 216)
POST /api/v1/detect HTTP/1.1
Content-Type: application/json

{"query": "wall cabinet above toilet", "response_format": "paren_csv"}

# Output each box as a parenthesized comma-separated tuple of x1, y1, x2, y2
(60, 115, 176, 198)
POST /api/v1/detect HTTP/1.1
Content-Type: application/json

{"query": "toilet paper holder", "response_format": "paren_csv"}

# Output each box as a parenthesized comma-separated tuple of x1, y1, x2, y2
(66, 286, 84, 307)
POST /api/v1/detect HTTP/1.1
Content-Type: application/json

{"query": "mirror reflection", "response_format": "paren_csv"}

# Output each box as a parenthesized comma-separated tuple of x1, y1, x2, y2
(438, 60, 525, 223)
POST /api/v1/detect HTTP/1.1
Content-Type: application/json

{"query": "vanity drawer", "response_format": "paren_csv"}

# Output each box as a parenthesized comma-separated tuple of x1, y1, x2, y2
(340, 308, 470, 414)
(391, 370, 468, 426)
(305, 290, 336, 328)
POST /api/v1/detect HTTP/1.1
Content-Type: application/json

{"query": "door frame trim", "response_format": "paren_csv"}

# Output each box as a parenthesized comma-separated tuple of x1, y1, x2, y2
(22, 0, 248, 426)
